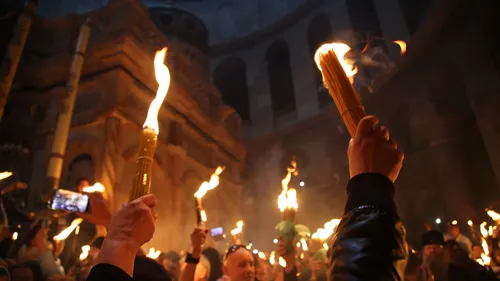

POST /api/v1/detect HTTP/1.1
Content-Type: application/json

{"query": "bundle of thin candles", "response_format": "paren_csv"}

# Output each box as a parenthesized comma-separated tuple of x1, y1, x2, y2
(315, 44, 366, 137)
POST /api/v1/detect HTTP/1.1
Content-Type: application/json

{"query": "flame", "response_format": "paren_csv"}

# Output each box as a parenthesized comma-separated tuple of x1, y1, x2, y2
(147, 247, 161, 259)
(393, 40, 407, 55)
(231, 220, 244, 235)
(258, 252, 266, 259)
(143, 47, 171, 134)
(200, 210, 207, 222)
(312, 219, 341, 241)
(12, 232, 18, 240)
(0, 171, 12, 181)
(314, 43, 358, 83)
(300, 238, 308, 251)
(79, 245, 90, 260)
(480, 222, 488, 238)
(82, 182, 105, 193)
(323, 243, 329, 250)
(278, 257, 287, 267)
(487, 209, 500, 222)
(53, 218, 83, 241)
(194, 166, 225, 199)
(479, 222, 491, 266)
(269, 251, 275, 265)
(467, 220, 473, 226)
(451, 220, 458, 225)
(278, 160, 299, 212)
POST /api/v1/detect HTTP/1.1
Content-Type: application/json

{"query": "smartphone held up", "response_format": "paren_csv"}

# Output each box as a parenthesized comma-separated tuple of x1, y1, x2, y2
(49, 189, 89, 213)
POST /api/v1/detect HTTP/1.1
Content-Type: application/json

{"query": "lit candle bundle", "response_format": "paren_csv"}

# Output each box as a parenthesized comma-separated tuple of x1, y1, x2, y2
(314, 43, 365, 137)
(276, 159, 310, 253)
(53, 218, 83, 241)
(231, 220, 244, 244)
(0, 171, 12, 181)
(193, 166, 224, 227)
(82, 182, 105, 193)
(278, 159, 299, 223)
(129, 47, 171, 201)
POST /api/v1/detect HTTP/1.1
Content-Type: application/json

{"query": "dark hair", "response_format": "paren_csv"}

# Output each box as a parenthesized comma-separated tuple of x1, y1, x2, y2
(202, 248, 223, 281)
(133, 256, 171, 281)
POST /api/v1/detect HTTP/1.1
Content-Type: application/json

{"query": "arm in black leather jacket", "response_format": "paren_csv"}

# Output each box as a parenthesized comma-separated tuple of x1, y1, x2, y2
(328, 173, 408, 281)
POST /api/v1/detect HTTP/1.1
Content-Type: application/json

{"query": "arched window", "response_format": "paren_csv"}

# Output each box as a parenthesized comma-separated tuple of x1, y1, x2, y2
(213, 57, 250, 122)
(307, 14, 334, 108)
(398, 0, 434, 35)
(265, 40, 296, 118)
(346, 0, 383, 42)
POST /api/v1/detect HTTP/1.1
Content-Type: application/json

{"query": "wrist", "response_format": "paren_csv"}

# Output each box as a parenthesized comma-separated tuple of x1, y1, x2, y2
(186, 252, 200, 264)
(97, 238, 139, 277)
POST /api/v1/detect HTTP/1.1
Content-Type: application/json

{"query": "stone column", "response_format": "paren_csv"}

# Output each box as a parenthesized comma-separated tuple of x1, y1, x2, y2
(373, 0, 410, 42)
(244, 49, 274, 136)
(285, 23, 319, 121)
(98, 115, 122, 212)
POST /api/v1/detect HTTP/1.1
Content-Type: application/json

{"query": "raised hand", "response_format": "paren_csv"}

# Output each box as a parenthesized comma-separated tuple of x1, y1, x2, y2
(348, 116, 404, 182)
(190, 228, 208, 258)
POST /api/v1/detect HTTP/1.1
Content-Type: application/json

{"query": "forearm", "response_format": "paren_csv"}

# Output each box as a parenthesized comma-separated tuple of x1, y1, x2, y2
(180, 263, 197, 281)
(329, 173, 407, 281)
(95, 239, 138, 277)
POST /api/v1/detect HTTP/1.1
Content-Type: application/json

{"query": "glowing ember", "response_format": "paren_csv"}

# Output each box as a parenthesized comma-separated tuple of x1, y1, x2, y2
(194, 166, 225, 199)
(144, 47, 171, 134)
(393, 40, 407, 55)
(312, 219, 341, 241)
(314, 43, 358, 83)
(82, 182, 105, 193)
(79, 245, 90, 260)
(147, 248, 161, 259)
(278, 160, 299, 212)
(231, 220, 244, 235)
(487, 209, 500, 222)
(200, 210, 207, 222)
(0, 171, 12, 181)
(53, 218, 83, 241)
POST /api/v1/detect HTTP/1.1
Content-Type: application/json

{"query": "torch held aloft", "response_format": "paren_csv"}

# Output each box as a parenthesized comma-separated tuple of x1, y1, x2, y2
(129, 127, 157, 201)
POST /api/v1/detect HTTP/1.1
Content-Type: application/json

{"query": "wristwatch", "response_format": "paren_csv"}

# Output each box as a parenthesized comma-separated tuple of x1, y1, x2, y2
(186, 253, 200, 264)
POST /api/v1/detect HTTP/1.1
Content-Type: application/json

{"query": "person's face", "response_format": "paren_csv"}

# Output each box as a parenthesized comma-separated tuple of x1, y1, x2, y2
(224, 248, 255, 281)
(423, 244, 443, 258)
(11, 267, 33, 281)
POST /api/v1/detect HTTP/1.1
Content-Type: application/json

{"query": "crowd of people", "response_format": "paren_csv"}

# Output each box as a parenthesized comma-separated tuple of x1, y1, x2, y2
(0, 116, 500, 281)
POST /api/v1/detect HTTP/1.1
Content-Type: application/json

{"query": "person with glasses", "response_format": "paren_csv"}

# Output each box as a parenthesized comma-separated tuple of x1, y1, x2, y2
(222, 245, 255, 281)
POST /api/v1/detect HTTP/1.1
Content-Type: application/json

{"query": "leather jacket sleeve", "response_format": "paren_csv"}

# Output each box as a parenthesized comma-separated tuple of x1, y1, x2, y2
(328, 173, 408, 281)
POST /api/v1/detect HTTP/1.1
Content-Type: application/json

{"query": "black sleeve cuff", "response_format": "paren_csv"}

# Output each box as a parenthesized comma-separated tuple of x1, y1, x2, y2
(87, 263, 132, 281)
(344, 173, 396, 215)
